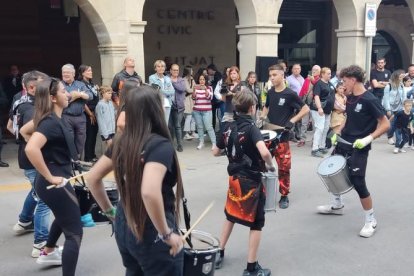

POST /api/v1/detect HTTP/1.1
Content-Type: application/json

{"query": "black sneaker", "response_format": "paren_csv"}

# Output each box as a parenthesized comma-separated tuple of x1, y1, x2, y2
(279, 196, 289, 209)
(0, 160, 9, 167)
(177, 145, 183, 152)
(311, 150, 324, 158)
(242, 263, 271, 276)
(319, 148, 329, 154)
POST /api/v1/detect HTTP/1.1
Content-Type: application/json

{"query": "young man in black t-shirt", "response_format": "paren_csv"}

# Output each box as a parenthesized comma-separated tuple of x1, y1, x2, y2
(370, 58, 392, 102)
(213, 89, 275, 276)
(260, 64, 310, 209)
(318, 65, 390, 238)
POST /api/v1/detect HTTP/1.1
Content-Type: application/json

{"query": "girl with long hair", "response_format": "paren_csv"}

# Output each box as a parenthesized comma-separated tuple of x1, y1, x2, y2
(23, 78, 83, 275)
(182, 66, 197, 140)
(192, 74, 217, 150)
(86, 85, 184, 275)
(222, 66, 244, 123)
(383, 69, 406, 144)
(78, 64, 99, 162)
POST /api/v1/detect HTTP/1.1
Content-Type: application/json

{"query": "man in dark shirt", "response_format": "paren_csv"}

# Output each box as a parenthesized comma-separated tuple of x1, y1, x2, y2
(10, 70, 52, 257)
(370, 58, 392, 102)
(318, 65, 389, 238)
(61, 64, 92, 159)
(2, 64, 23, 106)
(260, 64, 310, 209)
(111, 56, 143, 106)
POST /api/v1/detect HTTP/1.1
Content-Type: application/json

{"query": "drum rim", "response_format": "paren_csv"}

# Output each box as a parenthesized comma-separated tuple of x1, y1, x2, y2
(181, 229, 220, 253)
(317, 155, 347, 176)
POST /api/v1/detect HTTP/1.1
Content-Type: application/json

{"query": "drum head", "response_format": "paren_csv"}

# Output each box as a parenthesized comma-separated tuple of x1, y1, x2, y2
(317, 155, 346, 176)
(260, 130, 277, 141)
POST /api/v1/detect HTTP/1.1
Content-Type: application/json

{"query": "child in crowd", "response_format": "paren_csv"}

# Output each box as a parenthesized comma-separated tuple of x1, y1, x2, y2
(96, 86, 116, 148)
(393, 99, 413, 153)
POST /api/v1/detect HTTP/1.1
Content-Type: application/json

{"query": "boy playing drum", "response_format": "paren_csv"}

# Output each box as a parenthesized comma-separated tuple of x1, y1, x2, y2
(212, 89, 275, 276)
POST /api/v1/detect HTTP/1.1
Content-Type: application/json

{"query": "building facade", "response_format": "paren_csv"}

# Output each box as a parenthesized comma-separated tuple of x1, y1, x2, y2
(1, 0, 414, 83)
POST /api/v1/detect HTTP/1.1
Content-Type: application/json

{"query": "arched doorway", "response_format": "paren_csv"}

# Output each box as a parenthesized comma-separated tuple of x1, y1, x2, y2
(372, 31, 403, 71)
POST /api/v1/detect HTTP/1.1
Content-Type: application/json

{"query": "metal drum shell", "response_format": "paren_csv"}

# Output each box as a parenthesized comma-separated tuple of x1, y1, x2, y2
(182, 229, 220, 276)
(317, 155, 353, 195)
(262, 172, 278, 212)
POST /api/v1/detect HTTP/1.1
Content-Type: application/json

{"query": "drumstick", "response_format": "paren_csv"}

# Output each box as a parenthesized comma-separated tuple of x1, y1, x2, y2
(182, 201, 215, 241)
(46, 171, 89, 190)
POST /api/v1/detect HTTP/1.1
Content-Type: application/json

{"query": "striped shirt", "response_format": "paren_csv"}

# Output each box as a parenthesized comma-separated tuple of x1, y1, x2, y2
(193, 85, 213, 111)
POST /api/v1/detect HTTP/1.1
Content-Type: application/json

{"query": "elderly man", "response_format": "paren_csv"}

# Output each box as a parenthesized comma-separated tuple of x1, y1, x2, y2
(61, 64, 92, 159)
(286, 64, 305, 145)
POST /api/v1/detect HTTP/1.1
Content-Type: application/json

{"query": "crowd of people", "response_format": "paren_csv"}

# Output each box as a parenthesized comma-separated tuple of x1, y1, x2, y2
(1, 55, 412, 275)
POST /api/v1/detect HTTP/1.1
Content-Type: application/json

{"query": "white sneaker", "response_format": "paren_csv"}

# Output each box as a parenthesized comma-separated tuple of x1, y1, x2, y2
(404, 144, 410, 148)
(411, 146, 414, 150)
(359, 219, 377, 238)
(192, 133, 199, 139)
(393, 148, 399, 154)
(32, 241, 47, 258)
(316, 205, 344, 215)
(13, 221, 34, 235)
(197, 142, 204, 150)
(183, 133, 193, 140)
(388, 138, 395, 145)
(36, 249, 62, 265)
(399, 148, 407, 153)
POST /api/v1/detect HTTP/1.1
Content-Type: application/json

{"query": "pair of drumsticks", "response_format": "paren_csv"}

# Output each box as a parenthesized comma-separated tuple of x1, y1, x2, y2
(47, 172, 214, 241)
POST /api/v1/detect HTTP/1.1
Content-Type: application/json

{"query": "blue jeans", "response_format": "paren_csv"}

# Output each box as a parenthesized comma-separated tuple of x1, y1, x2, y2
(395, 128, 409, 149)
(19, 169, 50, 243)
(192, 110, 216, 144)
(387, 115, 396, 139)
(114, 204, 183, 276)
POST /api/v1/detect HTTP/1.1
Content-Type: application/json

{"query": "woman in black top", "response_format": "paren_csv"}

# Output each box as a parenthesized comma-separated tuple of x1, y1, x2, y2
(310, 67, 335, 157)
(78, 65, 99, 162)
(23, 79, 83, 275)
(86, 85, 184, 275)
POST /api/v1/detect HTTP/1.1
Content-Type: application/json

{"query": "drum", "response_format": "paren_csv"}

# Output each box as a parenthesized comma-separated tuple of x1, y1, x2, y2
(261, 172, 278, 212)
(183, 229, 220, 276)
(74, 180, 119, 224)
(260, 130, 278, 153)
(317, 155, 353, 195)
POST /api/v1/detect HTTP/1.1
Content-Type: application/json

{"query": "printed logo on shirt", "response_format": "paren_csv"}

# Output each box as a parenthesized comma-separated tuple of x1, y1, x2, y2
(385, 73, 389, 78)
(278, 98, 286, 106)
(355, 103, 362, 113)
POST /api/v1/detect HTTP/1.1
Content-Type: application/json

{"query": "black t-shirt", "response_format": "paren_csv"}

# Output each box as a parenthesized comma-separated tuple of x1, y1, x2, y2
(265, 87, 304, 126)
(342, 91, 385, 147)
(395, 110, 413, 129)
(16, 95, 35, 169)
(105, 134, 177, 214)
(217, 115, 264, 181)
(36, 115, 72, 165)
(311, 80, 335, 114)
(370, 69, 392, 96)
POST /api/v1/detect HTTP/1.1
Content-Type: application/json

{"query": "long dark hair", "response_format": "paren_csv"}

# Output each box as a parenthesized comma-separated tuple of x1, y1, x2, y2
(112, 85, 183, 240)
(77, 64, 92, 82)
(33, 78, 59, 128)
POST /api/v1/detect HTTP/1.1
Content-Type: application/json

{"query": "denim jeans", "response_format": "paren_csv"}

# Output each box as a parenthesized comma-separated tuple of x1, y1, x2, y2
(387, 115, 396, 139)
(395, 128, 409, 149)
(311, 111, 331, 151)
(19, 169, 50, 243)
(164, 106, 171, 124)
(192, 110, 216, 144)
(168, 107, 184, 147)
(114, 204, 183, 276)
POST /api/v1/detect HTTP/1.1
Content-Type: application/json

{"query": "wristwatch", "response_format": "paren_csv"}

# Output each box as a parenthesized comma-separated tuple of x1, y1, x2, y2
(158, 229, 173, 242)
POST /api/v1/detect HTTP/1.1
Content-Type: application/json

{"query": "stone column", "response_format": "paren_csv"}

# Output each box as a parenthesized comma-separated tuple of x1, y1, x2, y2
(236, 24, 282, 78)
(98, 44, 128, 85)
(335, 28, 367, 69)
(128, 21, 147, 81)
(333, 0, 381, 70)
(411, 33, 414, 64)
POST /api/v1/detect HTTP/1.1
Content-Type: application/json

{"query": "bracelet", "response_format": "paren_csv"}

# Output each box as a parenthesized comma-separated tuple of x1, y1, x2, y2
(157, 228, 173, 243)
(104, 206, 116, 218)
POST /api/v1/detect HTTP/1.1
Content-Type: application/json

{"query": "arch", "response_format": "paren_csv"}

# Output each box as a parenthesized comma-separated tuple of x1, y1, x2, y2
(332, 0, 358, 30)
(74, 0, 111, 45)
(372, 31, 403, 71)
